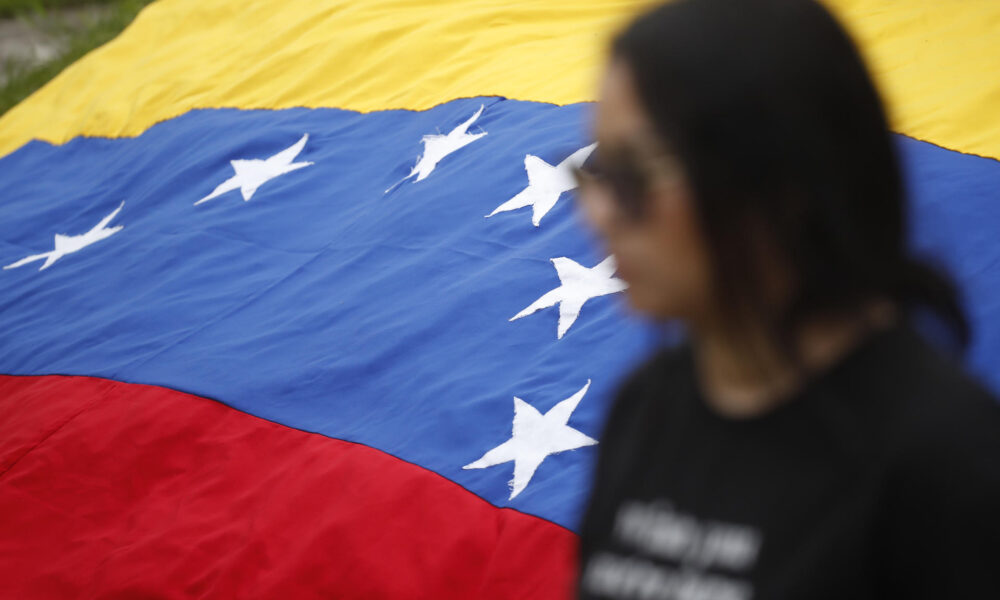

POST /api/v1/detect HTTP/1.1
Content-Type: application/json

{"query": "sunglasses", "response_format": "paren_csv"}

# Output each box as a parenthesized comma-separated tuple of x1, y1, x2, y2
(571, 145, 679, 220)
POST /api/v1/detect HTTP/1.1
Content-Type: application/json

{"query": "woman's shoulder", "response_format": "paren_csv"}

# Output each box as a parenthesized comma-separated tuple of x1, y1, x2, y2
(615, 341, 694, 404)
(865, 322, 1000, 592)
(849, 320, 1000, 541)
(878, 322, 1000, 453)
(600, 341, 695, 438)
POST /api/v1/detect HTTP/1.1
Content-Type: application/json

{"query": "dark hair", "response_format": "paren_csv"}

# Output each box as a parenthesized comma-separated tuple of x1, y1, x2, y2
(611, 0, 970, 371)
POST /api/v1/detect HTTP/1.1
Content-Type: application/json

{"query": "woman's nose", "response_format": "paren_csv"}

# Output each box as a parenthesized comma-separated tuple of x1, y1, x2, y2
(577, 186, 619, 241)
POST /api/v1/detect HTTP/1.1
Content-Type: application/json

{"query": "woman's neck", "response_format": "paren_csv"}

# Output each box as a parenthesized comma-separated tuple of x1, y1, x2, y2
(688, 298, 899, 418)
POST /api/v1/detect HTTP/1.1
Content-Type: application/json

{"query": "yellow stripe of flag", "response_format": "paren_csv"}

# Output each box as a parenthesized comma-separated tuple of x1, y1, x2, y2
(1, 0, 998, 161)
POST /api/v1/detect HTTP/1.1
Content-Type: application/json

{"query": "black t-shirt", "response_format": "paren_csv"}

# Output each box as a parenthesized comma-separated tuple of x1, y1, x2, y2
(577, 318, 1000, 599)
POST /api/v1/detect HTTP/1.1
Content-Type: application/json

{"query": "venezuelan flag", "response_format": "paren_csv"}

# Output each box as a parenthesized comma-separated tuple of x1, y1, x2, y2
(0, 1, 998, 597)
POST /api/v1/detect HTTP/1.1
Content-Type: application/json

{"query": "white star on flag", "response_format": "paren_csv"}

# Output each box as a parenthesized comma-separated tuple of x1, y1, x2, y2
(463, 380, 598, 500)
(511, 256, 627, 339)
(385, 105, 487, 193)
(195, 134, 313, 205)
(4, 201, 125, 272)
(486, 142, 597, 226)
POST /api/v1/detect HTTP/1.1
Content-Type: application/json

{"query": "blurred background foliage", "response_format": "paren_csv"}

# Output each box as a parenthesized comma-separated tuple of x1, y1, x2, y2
(1, 0, 106, 18)
(0, 0, 153, 116)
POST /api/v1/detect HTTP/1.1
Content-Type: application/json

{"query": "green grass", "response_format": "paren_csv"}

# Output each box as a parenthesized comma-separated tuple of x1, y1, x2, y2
(0, 0, 153, 116)
(0, 0, 118, 19)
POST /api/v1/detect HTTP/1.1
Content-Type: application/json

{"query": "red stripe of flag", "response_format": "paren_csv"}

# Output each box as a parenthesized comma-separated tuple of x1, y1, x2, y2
(0, 375, 577, 599)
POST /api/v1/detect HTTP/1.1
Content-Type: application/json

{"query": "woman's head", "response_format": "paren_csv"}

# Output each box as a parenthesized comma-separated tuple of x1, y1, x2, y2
(578, 0, 969, 363)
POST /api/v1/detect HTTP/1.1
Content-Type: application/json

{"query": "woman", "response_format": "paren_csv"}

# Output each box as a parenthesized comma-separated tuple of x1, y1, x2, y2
(573, 0, 1000, 598)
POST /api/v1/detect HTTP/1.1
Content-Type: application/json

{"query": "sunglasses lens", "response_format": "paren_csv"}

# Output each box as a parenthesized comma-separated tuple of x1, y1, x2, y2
(574, 149, 651, 220)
